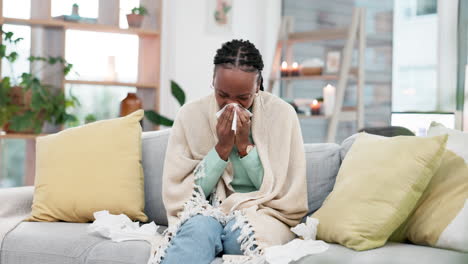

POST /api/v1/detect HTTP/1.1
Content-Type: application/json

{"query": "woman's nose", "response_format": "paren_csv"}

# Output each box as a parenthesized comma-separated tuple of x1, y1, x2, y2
(225, 99, 238, 105)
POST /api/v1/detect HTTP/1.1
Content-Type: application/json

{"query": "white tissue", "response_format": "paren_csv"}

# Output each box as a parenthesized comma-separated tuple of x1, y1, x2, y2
(264, 239, 329, 264)
(88, 210, 163, 264)
(290, 216, 319, 240)
(215, 103, 253, 133)
(261, 216, 328, 264)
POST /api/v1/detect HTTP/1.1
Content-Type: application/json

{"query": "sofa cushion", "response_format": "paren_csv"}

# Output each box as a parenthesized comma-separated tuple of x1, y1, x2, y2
(2, 222, 466, 264)
(27, 110, 147, 223)
(340, 133, 359, 161)
(304, 143, 341, 216)
(295, 242, 468, 264)
(0, 222, 153, 264)
(142, 129, 171, 226)
(428, 121, 468, 161)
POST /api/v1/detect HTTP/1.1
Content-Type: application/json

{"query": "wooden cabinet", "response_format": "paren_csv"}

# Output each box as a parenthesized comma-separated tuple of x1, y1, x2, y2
(0, 0, 162, 187)
(0, 0, 162, 131)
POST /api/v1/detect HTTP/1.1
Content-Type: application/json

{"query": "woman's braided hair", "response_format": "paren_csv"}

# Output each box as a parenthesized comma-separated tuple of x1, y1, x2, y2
(213, 39, 264, 91)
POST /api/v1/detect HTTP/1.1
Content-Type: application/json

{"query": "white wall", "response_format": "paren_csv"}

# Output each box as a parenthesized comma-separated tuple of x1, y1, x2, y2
(159, 0, 281, 120)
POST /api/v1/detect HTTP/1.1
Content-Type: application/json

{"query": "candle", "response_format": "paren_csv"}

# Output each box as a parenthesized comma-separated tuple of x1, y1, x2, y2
(311, 99, 321, 115)
(291, 62, 300, 76)
(281, 61, 289, 77)
(323, 84, 336, 116)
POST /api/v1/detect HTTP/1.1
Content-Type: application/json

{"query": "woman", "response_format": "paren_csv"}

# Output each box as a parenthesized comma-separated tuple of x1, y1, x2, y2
(159, 39, 308, 264)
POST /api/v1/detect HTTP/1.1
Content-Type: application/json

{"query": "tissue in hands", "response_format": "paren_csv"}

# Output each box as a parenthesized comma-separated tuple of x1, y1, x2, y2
(215, 103, 253, 133)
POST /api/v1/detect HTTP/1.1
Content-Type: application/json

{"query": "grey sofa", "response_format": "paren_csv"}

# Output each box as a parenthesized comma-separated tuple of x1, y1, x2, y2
(1, 130, 467, 264)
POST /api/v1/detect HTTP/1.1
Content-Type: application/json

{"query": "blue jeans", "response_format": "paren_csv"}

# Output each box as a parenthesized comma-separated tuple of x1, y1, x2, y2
(161, 215, 244, 264)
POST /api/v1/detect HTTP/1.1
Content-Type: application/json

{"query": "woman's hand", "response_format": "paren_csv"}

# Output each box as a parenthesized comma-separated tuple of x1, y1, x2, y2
(215, 105, 235, 161)
(235, 107, 252, 155)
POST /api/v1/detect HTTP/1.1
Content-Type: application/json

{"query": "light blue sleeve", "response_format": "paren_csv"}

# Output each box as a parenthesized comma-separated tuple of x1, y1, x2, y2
(194, 148, 228, 197)
(239, 147, 264, 189)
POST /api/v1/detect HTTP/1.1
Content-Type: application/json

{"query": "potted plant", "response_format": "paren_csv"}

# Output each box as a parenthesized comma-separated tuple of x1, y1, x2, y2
(0, 29, 79, 134)
(126, 5, 148, 28)
(0, 77, 19, 130)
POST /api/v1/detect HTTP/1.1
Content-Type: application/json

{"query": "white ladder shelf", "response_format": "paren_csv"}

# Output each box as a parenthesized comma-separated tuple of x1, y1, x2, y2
(268, 7, 367, 143)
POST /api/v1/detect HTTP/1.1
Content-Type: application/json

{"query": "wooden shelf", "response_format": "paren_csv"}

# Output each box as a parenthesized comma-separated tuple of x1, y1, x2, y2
(298, 110, 357, 121)
(65, 80, 158, 89)
(288, 28, 348, 43)
(273, 75, 342, 81)
(0, 133, 49, 139)
(2, 17, 160, 37)
(288, 28, 391, 46)
(298, 114, 330, 120)
(273, 70, 390, 84)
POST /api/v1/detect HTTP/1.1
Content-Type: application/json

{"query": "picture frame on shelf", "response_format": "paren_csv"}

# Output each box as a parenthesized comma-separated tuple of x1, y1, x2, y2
(206, 0, 233, 34)
(324, 49, 341, 74)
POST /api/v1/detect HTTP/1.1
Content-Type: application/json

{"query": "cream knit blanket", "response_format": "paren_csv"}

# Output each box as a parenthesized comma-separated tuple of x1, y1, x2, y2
(159, 91, 308, 261)
(0, 186, 34, 251)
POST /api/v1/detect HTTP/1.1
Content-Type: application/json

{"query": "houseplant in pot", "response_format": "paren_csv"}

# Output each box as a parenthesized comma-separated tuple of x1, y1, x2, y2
(0, 29, 79, 134)
(127, 5, 148, 28)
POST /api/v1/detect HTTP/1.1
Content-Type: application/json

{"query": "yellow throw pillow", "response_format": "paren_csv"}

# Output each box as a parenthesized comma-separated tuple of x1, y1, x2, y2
(391, 150, 468, 252)
(26, 110, 148, 223)
(312, 133, 447, 251)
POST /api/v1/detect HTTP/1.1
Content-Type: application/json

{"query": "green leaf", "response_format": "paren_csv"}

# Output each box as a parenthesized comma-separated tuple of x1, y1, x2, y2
(14, 37, 23, 44)
(171, 80, 186, 106)
(144, 110, 174, 127)
(84, 114, 97, 124)
(132, 6, 148, 15)
(7, 51, 18, 62)
(0, 78, 12, 105)
(48, 57, 57, 64)
(9, 111, 37, 132)
(5, 32, 13, 41)
(0, 44, 6, 57)
(64, 63, 73, 76)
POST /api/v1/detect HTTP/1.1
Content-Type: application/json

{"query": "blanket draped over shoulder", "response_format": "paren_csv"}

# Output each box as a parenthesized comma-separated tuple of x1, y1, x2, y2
(159, 91, 308, 261)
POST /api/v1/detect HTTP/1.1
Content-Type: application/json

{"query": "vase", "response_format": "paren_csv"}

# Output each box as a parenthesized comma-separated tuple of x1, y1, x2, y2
(126, 14, 144, 28)
(120, 92, 143, 117)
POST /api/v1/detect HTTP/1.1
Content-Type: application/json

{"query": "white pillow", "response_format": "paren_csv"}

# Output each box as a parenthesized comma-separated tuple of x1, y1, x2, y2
(422, 122, 468, 252)
(427, 122, 468, 162)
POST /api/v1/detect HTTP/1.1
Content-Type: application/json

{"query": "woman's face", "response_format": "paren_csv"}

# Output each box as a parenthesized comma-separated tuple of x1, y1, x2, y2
(213, 67, 259, 109)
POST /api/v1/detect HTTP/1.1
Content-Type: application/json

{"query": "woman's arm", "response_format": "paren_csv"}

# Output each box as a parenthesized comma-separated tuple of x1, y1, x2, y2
(195, 148, 229, 197)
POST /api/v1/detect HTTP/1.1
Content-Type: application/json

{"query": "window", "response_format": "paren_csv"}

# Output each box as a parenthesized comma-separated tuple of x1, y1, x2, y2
(391, 112, 455, 136)
(393, 0, 438, 112)
(65, 84, 137, 126)
(416, 0, 437, 16)
(65, 30, 138, 83)
(0, 140, 26, 187)
(2, 0, 30, 19)
(1, 25, 31, 82)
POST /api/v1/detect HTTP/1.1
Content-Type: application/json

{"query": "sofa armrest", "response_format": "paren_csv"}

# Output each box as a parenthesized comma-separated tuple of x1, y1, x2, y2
(0, 186, 34, 218)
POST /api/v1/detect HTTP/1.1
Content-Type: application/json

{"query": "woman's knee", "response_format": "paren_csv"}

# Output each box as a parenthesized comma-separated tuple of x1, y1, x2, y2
(180, 214, 223, 237)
